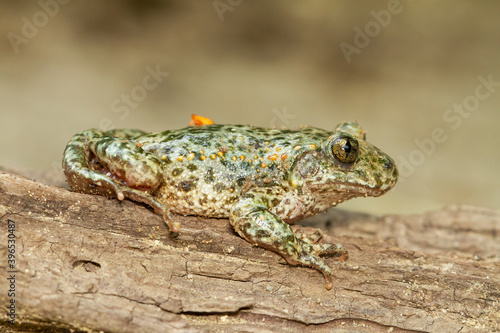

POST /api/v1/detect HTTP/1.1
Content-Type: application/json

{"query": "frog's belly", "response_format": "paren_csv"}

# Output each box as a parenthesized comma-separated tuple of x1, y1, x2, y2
(155, 183, 240, 218)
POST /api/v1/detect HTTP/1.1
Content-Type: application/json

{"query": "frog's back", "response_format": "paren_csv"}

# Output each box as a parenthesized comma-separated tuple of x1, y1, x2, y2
(135, 124, 330, 217)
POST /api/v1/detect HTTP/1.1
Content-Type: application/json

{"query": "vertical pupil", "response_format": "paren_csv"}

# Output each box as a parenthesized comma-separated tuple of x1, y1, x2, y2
(343, 140, 351, 155)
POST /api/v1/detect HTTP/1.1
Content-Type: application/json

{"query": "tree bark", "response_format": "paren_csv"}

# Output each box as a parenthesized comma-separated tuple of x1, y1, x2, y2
(0, 171, 498, 332)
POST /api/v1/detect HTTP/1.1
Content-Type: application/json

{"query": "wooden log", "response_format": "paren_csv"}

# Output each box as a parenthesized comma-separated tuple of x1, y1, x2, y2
(0, 171, 498, 332)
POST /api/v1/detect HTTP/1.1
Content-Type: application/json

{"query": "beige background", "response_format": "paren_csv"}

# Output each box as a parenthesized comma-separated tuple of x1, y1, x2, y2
(1, 1, 499, 215)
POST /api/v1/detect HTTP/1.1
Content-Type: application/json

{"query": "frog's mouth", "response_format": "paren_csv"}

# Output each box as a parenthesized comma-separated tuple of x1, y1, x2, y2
(340, 182, 393, 197)
(309, 179, 396, 203)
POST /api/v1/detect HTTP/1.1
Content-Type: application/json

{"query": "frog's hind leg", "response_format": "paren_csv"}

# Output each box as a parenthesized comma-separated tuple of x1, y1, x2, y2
(230, 192, 347, 290)
(63, 129, 180, 232)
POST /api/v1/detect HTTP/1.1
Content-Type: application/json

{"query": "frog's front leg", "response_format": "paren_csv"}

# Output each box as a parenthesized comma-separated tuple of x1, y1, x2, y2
(63, 129, 180, 232)
(229, 190, 348, 290)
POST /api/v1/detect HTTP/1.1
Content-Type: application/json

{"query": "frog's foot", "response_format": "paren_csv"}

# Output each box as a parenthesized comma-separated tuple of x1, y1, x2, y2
(230, 194, 345, 290)
(293, 228, 348, 261)
(303, 243, 349, 262)
(120, 187, 181, 233)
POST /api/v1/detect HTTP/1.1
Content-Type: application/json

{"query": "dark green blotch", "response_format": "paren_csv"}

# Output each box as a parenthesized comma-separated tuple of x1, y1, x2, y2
(187, 134, 214, 146)
(172, 168, 184, 176)
(204, 167, 215, 183)
(199, 196, 208, 205)
(255, 230, 271, 239)
(239, 161, 252, 171)
(283, 234, 295, 243)
(179, 180, 195, 192)
(187, 163, 198, 171)
(220, 159, 238, 172)
(242, 193, 255, 199)
(267, 163, 277, 171)
(214, 183, 226, 193)
(260, 196, 269, 206)
(225, 196, 238, 204)
(236, 177, 246, 187)
(161, 147, 173, 154)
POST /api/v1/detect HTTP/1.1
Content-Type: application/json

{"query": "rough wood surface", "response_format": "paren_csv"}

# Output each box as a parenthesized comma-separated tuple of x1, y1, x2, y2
(0, 171, 498, 332)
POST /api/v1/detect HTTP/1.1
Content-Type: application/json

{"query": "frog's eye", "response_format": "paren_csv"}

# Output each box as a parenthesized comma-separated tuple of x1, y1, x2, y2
(331, 135, 359, 164)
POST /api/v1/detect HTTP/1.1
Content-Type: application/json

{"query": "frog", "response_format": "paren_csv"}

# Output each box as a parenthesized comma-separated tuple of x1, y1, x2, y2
(62, 120, 398, 289)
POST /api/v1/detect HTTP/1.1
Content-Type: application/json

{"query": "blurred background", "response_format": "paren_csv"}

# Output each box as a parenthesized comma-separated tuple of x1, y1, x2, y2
(1, 1, 499, 215)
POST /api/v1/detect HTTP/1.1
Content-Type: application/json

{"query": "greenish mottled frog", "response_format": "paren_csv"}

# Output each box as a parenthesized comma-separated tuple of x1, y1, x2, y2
(63, 120, 398, 289)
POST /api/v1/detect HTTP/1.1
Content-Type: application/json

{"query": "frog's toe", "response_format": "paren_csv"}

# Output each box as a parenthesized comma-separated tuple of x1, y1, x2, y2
(107, 184, 125, 200)
(119, 187, 180, 232)
(306, 242, 349, 261)
(324, 275, 334, 290)
(293, 227, 324, 245)
(291, 250, 336, 290)
(163, 211, 181, 233)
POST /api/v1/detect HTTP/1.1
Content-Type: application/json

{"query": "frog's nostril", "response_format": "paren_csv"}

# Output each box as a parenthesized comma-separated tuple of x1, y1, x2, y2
(383, 157, 394, 170)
